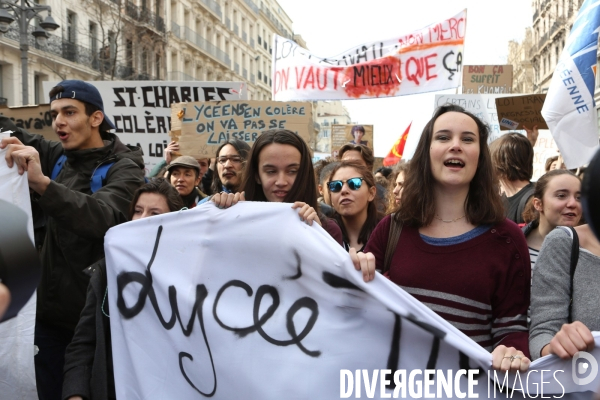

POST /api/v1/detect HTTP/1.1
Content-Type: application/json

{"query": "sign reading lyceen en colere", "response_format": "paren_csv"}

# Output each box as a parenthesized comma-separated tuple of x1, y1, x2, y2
(171, 100, 313, 160)
(42, 81, 247, 171)
(272, 10, 466, 101)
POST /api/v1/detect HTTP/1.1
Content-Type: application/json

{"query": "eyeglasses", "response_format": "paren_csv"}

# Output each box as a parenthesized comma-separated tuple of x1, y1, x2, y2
(217, 155, 243, 165)
(327, 177, 364, 193)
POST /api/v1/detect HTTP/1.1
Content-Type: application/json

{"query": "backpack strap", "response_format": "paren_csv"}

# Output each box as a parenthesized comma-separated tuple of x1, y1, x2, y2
(568, 226, 580, 323)
(50, 154, 67, 180)
(517, 187, 535, 223)
(90, 162, 115, 194)
(382, 213, 403, 274)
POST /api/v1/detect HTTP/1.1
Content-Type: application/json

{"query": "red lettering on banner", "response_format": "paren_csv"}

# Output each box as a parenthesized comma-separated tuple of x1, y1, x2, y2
(398, 32, 424, 47)
(342, 56, 402, 98)
(428, 17, 465, 42)
(295, 67, 307, 89)
(303, 67, 315, 89)
(273, 68, 290, 94)
(405, 54, 438, 85)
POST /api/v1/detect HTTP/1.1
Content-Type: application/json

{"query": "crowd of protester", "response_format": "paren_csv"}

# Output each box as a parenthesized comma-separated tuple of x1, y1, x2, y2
(0, 80, 598, 399)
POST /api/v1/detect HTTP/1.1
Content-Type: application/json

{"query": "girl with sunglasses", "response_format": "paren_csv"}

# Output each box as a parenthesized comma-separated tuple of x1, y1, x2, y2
(328, 161, 382, 252)
(211, 129, 343, 245)
(351, 105, 531, 372)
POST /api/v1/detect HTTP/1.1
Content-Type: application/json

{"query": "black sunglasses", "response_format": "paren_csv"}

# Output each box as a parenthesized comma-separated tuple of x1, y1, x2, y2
(327, 177, 365, 193)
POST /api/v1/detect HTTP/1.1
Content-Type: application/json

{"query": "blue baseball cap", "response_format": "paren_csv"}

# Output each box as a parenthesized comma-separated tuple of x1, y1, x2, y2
(49, 80, 115, 130)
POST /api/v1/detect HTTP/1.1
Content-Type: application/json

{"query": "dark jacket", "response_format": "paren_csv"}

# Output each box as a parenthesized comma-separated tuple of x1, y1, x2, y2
(62, 259, 115, 400)
(1, 117, 145, 330)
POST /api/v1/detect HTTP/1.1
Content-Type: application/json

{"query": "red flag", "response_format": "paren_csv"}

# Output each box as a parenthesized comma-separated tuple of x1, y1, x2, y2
(383, 122, 412, 166)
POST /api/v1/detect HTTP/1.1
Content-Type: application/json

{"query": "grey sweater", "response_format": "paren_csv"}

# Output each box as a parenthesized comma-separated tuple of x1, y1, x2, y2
(529, 227, 600, 360)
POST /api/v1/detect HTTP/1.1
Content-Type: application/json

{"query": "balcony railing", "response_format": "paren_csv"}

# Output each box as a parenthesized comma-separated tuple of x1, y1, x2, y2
(199, 0, 222, 18)
(260, 4, 292, 39)
(125, 2, 166, 33)
(171, 22, 231, 67)
(167, 71, 200, 81)
(550, 18, 566, 37)
(243, 0, 260, 13)
(1, 23, 161, 80)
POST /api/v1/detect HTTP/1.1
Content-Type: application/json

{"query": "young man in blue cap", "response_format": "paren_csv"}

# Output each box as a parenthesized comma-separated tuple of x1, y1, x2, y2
(0, 80, 145, 400)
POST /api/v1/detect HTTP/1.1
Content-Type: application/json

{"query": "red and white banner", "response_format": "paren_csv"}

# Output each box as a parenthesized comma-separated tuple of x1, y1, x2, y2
(272, 10, 466, 101)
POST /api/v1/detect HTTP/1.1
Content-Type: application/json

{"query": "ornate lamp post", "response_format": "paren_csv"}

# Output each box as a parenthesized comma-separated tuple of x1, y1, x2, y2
(0, 0, 59, 105)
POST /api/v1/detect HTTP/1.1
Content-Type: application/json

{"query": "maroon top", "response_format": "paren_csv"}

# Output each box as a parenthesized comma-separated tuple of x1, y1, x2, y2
(322, 218, 343, 246)
(364, 216, 531, 357)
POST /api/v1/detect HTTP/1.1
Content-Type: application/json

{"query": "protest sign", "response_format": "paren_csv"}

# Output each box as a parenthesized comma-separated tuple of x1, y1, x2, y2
(462, 65, 513, 94)
(171, 100, 313, 160)
(0, 104, 55, 141)
(273, 10, 466, 101)
(495, 94, 548, 130)
(330, 124, 374, 154)
(0, 132, 37, 399)
(106, 202, 599, 399)
(435, 94, 506, 142)
(43, 81, 247, 171)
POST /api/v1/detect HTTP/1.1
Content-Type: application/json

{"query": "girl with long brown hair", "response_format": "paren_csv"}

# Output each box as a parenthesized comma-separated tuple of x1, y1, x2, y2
(352, 104, 531, 373)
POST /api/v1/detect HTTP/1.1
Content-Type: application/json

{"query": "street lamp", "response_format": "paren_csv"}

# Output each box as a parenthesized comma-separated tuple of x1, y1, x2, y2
(0, 0, 59, 105)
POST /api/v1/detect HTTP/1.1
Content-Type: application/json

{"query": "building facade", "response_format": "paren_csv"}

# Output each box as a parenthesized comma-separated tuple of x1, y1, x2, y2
(0, 0, 295, 106)
(529, 0, 600, 128)
(314, 100, 351, 153)
(530, 0, 582, 93)
(507, 28, 534, 94)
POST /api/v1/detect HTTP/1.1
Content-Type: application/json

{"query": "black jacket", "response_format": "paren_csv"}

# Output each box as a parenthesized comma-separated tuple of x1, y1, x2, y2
(1, 117, 145, 330)
(62, 259, 115, 400)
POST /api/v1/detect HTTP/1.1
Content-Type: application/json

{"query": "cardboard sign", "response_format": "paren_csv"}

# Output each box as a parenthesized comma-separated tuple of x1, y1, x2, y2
(0, 105, 55, 141)
(495, 94, 548, 130)
(462, 65, 513, 94)
(273, 10, 466, 101)
(171, 100, 313, 159)
(43, 81, 248, 171)
(330, 124, 374, 154)
(435, 94, 510, 142)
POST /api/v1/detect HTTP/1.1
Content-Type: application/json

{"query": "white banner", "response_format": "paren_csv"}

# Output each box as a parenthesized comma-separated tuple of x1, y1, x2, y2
(272, 10, 466, 101)
(106, 202, 599, 399)
(0, 132, 37, 399)
(42, 81, 248, 172)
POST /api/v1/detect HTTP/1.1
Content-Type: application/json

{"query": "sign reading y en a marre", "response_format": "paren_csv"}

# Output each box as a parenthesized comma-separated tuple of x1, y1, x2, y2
(171, 100, 313, 160)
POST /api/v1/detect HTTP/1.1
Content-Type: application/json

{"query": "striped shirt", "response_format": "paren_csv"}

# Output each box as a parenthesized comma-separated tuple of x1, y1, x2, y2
(528, 247, 539, 273)
(365, 217, 531, 356)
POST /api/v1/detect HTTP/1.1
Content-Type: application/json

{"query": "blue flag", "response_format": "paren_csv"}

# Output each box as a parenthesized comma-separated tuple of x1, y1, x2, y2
(542, 0, 600, 168)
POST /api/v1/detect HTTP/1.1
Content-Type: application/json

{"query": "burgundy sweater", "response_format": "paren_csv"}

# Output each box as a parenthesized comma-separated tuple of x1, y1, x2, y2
(364, 216, 531, 357)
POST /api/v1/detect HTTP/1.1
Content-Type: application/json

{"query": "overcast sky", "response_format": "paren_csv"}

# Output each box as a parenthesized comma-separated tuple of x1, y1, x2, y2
(275, 0, 533, 158)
